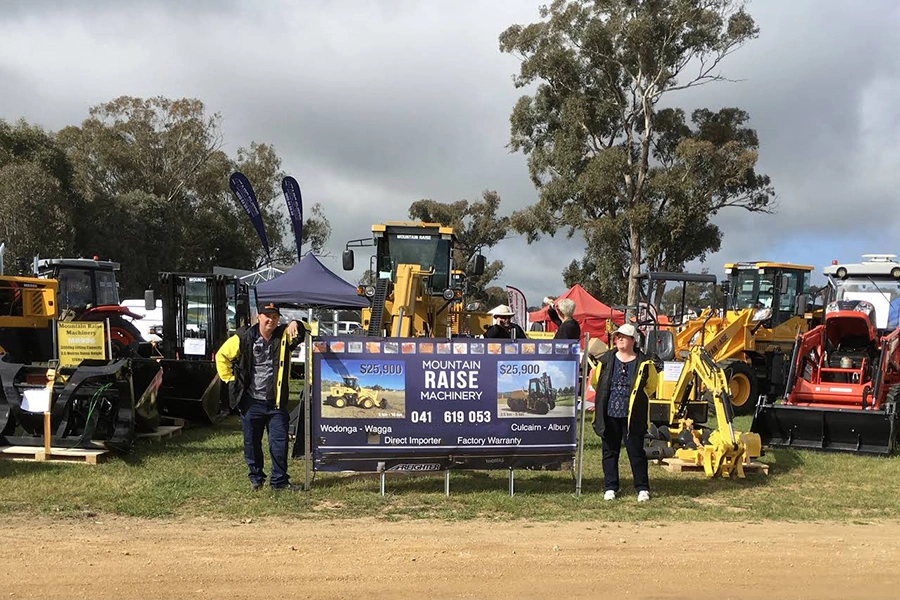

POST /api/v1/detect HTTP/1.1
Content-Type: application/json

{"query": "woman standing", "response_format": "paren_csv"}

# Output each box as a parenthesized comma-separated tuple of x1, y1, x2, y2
(589, 323, 657, 502)
(547, 297, 581, 340)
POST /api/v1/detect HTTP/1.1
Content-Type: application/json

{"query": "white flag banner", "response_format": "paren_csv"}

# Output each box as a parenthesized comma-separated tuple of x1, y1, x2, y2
(506, 285, 528, 328)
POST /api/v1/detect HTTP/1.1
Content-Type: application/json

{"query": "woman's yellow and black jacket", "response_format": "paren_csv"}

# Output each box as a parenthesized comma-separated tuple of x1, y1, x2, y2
(215, 323, 301, 413)
(589, 349, 658, 437)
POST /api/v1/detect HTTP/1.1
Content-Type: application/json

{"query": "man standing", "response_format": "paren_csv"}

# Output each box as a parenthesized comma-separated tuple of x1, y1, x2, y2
(216, 302, 302, 492)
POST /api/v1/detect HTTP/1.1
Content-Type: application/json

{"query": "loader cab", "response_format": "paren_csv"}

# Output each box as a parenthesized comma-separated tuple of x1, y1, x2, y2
(724, 262, 812, 327)
(37, 258, 121, 311)
(373, 222, 454, 296)
(343, 375, 361, 391)
(634, 271, 719, 362)
(342, 222, 486, 338)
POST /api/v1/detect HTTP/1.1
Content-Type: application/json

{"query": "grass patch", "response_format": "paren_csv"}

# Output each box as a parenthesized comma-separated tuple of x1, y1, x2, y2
(2, 412, 900, 522)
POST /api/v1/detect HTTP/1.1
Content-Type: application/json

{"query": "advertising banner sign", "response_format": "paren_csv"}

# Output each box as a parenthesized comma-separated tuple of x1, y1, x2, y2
(57, 321, 107, 367)
(311, 336, 580, 472)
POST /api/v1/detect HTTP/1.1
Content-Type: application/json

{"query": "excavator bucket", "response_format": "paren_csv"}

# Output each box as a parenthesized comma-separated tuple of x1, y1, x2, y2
(752, 403, 898, 455)
(154, 359, 225, 424)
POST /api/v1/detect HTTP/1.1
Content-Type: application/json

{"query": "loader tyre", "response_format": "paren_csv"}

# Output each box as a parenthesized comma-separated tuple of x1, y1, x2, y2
(334, 397, 346, 408)
(533, 400, 550, 415)
(361, 397, 374, 409)
(507, 398, 526, 412)
(724, 361, 758, 416)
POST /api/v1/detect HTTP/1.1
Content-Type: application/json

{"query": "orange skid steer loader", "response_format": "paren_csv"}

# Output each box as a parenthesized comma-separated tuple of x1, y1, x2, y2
(752, 255, 900, 454)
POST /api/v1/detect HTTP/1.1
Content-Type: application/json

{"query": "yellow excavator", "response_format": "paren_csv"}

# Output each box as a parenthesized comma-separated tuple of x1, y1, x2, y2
(637, 271, 762, 478)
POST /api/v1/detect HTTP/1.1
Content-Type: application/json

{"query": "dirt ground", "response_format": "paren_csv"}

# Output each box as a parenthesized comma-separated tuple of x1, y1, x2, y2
(3, 517, 899, 599)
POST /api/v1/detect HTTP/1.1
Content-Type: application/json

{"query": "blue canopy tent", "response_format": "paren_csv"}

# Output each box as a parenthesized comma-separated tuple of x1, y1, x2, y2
(254, 253, 369, 308)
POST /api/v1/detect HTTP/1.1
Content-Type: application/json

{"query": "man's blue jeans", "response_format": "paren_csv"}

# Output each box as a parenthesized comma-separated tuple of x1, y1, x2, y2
(241, 399, 290, 488)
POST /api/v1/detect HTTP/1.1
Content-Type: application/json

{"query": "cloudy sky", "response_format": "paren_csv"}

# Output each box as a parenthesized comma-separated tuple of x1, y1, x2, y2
(2, 0, 899, 305)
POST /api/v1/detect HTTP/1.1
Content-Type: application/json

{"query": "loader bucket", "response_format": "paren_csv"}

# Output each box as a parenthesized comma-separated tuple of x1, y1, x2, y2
(0, 358, 137, 452)
(752, 403, 898, 455)
(155, 359, 225, 424)
(129, 358, 162, 433)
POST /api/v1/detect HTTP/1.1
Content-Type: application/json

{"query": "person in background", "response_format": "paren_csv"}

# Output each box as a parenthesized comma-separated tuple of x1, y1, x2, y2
(216, 302, 302, 492)
(546, 297, 581, 340)
(484, 304, 527, 340)
(590, 323, 658, 503)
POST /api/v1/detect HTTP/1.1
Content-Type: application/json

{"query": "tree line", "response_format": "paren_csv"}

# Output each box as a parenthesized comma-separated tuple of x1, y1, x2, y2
(2, 1, 774, 308)
(0, 96, 331, 297)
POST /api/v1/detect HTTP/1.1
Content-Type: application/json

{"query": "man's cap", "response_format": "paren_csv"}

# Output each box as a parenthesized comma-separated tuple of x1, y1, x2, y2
(257, 302, 281, 315)
(489, 304, 515, 317)
(613, 323, 638, 340)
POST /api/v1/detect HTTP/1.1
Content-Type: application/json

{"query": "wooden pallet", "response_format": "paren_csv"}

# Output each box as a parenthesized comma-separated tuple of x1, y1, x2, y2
(136, 424, 183, 442)
(0, 445, 109, 465)
(661, 457, 770, 475)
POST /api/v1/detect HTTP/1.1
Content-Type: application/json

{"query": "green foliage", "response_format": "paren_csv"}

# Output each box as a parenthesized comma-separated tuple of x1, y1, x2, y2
(46, 96, 330, 296)
(0, 119, 77, 270)
(408, 191, 510, 303)
(500, 0, 773, 306)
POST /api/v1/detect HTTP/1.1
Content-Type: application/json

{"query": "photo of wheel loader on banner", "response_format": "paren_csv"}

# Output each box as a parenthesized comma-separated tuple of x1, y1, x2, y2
(317, 357, 405, 419)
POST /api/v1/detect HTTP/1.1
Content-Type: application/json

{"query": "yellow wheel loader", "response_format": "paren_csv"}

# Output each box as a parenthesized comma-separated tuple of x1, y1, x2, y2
(324, 375, 387, 409)
(653, 262, 814, 415)
(342, 222, 490, 338)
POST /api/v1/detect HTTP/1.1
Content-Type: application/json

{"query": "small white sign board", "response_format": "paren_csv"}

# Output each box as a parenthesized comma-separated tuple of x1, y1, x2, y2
(21, 389, 51, 413)
(663, 361, 685, 382)
(183, 337, 207, 356)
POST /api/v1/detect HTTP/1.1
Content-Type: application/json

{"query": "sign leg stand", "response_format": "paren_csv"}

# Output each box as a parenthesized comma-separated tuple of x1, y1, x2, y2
(576, 332, 590, 496)
(508, 468, 515, 497)
(43, 411, 51, 458)
(444, 469, 450, 496)
(303, 332, 312, 492)
(380, 471, 386, 497)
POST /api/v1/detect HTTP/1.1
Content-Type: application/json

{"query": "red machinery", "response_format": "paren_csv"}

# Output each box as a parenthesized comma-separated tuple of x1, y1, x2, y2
(753, 254, 900, 454)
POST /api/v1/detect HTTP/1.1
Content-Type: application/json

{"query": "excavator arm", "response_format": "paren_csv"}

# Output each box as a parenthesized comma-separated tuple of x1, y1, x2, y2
(661, 345, 762, 478)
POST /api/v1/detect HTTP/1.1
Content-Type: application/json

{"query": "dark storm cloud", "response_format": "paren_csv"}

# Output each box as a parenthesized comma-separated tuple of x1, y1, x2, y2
(668, 0, 900, 279)
(2, 0, 898, 302)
